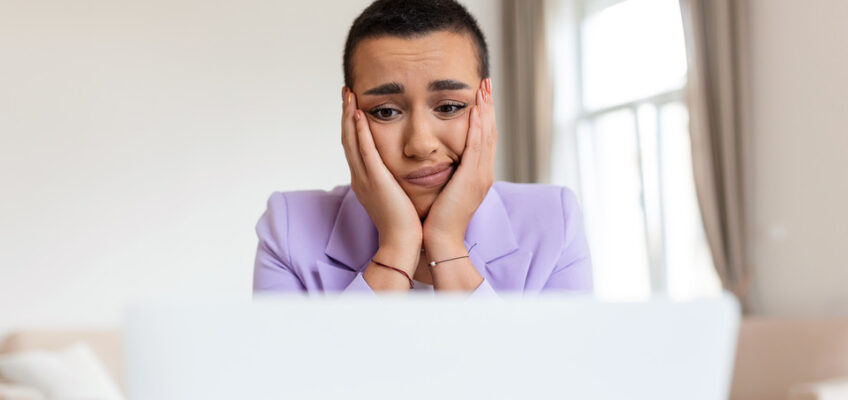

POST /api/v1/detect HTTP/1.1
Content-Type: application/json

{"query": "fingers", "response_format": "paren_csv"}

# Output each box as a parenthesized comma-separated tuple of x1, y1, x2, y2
(459, 79, 496, 187)
(446, 84, 492, 203)
(461, 87, 485, 167)
(479, 78, 498, 167)
(354, 106, 390, 179)
(341, 87, 366, 178)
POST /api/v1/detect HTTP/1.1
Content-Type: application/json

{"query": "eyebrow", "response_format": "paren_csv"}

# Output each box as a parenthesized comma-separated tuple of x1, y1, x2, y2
(428, 79, 471, 91)
(363, 82, 403, 95)
(362, 79, 471, 96)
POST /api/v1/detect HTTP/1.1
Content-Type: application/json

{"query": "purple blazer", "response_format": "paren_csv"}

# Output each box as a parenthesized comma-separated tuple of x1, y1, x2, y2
(253, 181, 593, 296)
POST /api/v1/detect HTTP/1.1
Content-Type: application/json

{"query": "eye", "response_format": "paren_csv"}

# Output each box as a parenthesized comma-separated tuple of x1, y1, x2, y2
(435, 102, 467, 115)
(369, 107, 401, 121)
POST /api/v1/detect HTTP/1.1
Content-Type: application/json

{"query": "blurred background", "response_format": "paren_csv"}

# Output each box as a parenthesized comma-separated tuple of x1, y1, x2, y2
(1, 0, 847, 397)
(2, 0, 848, 328)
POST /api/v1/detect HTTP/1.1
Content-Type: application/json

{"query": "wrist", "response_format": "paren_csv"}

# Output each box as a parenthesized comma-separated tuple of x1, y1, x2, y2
(378, 230, 422, 251)
(373, 244, 420, 275)
(423, 238, 468, 262)
(423, 227, 464, 245)
(423, 228, 464, 248)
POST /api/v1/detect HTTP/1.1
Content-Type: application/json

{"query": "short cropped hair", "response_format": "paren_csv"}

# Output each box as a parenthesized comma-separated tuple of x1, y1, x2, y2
(343, 0, 490, 87)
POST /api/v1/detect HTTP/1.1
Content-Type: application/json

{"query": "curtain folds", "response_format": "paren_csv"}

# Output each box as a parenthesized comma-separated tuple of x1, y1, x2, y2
(502, 0, 553, 184)
(679, 0, 753, 311)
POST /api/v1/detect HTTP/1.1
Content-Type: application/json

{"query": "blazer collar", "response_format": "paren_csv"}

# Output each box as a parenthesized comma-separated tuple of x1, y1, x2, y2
(324, 186, 519, 272)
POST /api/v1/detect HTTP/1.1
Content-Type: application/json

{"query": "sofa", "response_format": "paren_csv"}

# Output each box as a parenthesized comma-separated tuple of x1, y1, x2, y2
(0, 330, 124, 399)
(729, 318, 848, 400)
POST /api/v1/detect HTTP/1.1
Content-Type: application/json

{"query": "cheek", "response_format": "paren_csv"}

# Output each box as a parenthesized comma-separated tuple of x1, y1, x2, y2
(369, 123, 405, 171)
(439, 117, 469, 155)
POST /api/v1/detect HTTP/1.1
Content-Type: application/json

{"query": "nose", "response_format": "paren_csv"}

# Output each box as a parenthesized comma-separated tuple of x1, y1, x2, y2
(402, 110, 439, 159)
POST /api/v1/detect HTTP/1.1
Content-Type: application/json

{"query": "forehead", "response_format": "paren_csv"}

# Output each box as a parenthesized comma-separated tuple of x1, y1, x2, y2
(350, 31, 479, 91)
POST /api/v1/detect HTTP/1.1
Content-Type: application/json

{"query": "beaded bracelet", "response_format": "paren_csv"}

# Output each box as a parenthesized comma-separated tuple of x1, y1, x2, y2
(428, 243, 478, 267)
(371, 259, 414, 289)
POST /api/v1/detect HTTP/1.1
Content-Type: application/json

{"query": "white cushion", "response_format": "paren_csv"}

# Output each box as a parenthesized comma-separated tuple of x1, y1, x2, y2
(0, 382, 46, 400)
(0, 342, 124, 400)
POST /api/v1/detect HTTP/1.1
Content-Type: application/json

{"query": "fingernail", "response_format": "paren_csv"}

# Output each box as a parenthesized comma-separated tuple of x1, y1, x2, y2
(347, 92, 352, 105)
(355, 109, 361, 121)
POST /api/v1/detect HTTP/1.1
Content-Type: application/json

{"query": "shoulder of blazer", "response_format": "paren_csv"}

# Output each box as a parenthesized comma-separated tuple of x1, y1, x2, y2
(492, 181, 565, 203)
(492, 181, 573, 217)
(264, 185, 350, 259)
(281, 184, 347, 216)
(491, 181, 580, 245)
(277, 183, 348, 224)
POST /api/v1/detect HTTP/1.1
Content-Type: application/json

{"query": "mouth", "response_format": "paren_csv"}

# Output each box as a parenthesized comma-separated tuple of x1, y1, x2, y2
(404, 162, 455, 189)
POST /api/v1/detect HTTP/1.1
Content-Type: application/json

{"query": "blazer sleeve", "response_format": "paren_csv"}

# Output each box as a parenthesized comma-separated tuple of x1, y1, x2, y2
(253, 192, 307, 292)
(543, 187, 594, 292)
(339, 272, 378, 296)
(467, 278, 499, 298)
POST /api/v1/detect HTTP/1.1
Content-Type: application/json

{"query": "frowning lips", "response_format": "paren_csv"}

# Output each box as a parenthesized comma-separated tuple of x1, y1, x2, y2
(404, 162, 455, 188)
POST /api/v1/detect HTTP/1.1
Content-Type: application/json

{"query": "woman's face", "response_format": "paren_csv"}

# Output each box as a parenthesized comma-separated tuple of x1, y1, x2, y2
(349, 31, 482, 219)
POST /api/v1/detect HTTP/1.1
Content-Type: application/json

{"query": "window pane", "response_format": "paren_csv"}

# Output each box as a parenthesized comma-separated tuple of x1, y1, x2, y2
(577, 109, 651, 300)
(658, 102, 721, 298)
(581, 0, 687, 110)
(636, 103, 666, 291)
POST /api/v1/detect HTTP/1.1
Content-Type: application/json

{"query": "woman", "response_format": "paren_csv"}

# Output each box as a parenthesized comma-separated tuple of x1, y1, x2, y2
(253, 0, 592, 296)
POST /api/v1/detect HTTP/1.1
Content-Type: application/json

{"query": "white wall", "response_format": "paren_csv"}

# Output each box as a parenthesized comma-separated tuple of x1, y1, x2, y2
(0, 0, 504, 335)
(746, 0, 848, 315)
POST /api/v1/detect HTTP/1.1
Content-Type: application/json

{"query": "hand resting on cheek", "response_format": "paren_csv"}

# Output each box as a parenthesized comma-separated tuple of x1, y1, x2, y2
(341, 78, 496, 291)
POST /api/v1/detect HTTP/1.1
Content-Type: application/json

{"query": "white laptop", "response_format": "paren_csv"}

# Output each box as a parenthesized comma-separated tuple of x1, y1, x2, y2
(124, 293, 740, 400)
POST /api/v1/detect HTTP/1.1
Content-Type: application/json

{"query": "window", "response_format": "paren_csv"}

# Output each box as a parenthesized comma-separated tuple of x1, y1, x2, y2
(550, 0, 721, 300)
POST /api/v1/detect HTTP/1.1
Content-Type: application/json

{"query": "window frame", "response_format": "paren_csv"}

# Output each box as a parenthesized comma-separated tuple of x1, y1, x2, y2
(571, 0, 690, 294)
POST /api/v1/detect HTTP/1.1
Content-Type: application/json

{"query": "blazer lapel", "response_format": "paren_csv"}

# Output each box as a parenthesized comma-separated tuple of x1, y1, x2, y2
(319, 188, 378, 291)
(315, 260, 358, 291)
(465, 186, 532, 291)
(318, 185, 531, 292)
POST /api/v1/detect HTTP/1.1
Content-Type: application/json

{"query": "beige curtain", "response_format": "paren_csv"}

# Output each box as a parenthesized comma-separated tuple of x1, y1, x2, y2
(679, 0, 753, 311)
(501, 0, 553, 183)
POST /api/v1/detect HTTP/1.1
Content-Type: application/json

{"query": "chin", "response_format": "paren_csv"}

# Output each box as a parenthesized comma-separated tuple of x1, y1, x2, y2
(410, 192, 437, 220)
